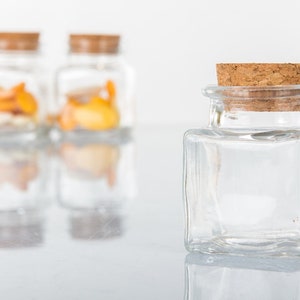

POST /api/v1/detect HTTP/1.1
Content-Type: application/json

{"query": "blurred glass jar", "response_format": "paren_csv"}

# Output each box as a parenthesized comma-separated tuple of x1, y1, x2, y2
(0, 32, 47, 142)
(57, 139, 136, 239)
(0, 143, 49, 247)
(54, 34, 135, 139)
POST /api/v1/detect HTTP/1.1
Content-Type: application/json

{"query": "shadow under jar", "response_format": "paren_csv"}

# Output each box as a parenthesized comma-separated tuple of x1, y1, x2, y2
(0, 32, 46, 143)
(184, 85, 300, 257)
(55, 34, 135, 140)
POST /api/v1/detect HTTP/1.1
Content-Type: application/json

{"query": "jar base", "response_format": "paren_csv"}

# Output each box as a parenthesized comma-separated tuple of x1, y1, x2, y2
(58, 126, 133, 143)
(186, 231, 300, 257)
(0, 126, 50, 145)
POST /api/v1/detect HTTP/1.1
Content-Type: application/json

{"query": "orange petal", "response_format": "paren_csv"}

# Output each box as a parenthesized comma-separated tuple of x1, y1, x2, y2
(67, 97, 81, 107)
(0, 89, 16, 102)
(0, 99, 17, 112)
(58, 102, 77, 131)
(74, 102, 119, 130)
(106, 80, 116, 102)
(16, 91, 38, 114)
(11, 82, 25, 93)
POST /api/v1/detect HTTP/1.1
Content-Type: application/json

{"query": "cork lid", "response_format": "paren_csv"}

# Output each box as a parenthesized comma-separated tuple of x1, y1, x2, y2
(69, 34, 120, 54)
(216, 63, 300, 86)
(212, 63, 300, 112)
(0, 32, 40, 51)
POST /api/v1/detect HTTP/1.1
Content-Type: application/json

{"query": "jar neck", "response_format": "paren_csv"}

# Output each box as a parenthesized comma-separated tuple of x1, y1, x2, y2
(0, 51, 39, 68)
(67, 52, 121, 66)
(205, 85, 300, 130)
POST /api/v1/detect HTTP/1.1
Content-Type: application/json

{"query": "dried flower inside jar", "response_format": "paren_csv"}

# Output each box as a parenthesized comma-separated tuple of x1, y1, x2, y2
(0, 32, 44, 139)
(58, 80, 119, 131)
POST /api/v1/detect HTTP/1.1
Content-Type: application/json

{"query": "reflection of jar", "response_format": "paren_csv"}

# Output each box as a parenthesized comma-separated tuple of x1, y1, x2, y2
(0, 210, 43, 248)
(184, 63, 300, 256)
(58, 139, 136, 209)
(0, 145, 47, 208)
(0, 32, 46, 141)
(55, 34, 135, 138)
(58, 139, 136, 240)
(185, 254, 300, 300)
(0, 144, 49, 248)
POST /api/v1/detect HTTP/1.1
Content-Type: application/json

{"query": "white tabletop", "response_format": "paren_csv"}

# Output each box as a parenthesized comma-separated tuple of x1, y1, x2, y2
(0, 125, 299, 300)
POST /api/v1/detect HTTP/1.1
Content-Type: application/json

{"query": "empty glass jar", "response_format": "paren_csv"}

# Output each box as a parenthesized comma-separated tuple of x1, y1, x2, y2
(55, 34, 135, 139)
(0, 32, 46, 142)
(184, 83, 300, 256)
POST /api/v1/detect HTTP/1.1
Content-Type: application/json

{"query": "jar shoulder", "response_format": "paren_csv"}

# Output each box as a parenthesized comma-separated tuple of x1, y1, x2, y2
(57, 57, 132, 72)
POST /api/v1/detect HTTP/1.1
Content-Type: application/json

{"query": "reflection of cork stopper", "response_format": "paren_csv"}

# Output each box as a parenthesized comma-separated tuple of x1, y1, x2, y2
(217, 63, 300, 86)
(216, 63, 300, 112)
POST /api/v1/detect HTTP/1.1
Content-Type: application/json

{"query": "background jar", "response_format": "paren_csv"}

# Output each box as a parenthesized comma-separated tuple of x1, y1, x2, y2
(55, 34, 135, 139)
(0, 32, 46, 142)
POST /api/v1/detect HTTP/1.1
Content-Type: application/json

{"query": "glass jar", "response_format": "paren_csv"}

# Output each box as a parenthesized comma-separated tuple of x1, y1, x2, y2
(184, 84, 300, 256)
(0, 32, 46, 142)
(55, 34, 135, 139)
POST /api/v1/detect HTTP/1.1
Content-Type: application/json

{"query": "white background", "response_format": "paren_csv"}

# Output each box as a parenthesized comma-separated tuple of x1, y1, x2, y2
(1, 0, 300, 125)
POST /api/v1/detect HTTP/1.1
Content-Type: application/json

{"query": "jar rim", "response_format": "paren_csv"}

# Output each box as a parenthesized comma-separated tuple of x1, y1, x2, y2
(203, 85, 300, 100)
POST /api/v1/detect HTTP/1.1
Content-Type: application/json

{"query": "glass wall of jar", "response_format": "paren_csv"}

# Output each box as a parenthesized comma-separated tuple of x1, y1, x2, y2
(0, 142, 50, 247)
(184, 84, 300, 257)
(57, 138, 136, 239)
(54, 34, 135, 139)
(0, 32, 47, 142)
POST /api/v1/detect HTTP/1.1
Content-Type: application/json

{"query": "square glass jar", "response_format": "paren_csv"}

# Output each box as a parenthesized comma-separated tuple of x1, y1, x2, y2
(0, 32, 48, 142)
(54, 34, 135, 140)
(184, 85, 300, 256)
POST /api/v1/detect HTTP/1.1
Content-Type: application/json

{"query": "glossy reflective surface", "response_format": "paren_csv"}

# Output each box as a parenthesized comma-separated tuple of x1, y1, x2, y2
(0, 126, 185, 299)
(185, 253, 300, 300)
(1, 125, 298, 299)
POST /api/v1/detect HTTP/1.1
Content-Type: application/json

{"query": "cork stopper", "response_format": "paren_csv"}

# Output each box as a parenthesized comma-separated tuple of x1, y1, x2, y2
(69, 34, 120, 54)
(0, 32, 40, 51)
(215, 63, 300, 112)
(217, 63, 300, 86)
